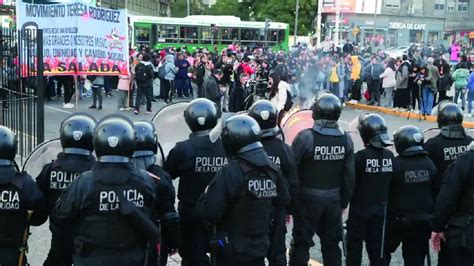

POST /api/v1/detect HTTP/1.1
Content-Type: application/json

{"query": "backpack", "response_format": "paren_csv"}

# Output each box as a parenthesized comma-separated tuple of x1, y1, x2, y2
(157, 64, 167, 79)
(329, 65, 340, 83)
(280, 66, 289, 81)
(284, 88, 293, 112)
(135, 63, 149, 82)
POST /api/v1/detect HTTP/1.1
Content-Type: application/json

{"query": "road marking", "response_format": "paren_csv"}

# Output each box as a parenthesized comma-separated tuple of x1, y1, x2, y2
(45, 106, 73, 115)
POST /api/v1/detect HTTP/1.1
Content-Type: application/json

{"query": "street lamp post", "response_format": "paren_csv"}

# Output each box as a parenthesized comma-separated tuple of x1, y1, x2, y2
(294, 0, 300, 45)
(316, 0, 323, 46)
(187, 0, 190, 16)
(373, 0, 379, 46)
(335, 0, 340, 45)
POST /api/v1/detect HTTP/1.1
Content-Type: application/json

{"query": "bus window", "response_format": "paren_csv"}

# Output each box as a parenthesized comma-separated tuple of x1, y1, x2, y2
(157, 24, 178, 43)
(278, 29, 285, 44)
(180, 26, 198, 44)
(241, 28, 260, 45)
(220, 28, 239, 45)
(269, 30, 278, 43)
(135, 27, 150, 45)
(200, 27, 218, 44)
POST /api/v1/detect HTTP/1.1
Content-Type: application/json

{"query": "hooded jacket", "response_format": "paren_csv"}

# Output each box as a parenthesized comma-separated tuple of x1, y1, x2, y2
(350, 56, 361, 80)
(164, 55, 177, 81)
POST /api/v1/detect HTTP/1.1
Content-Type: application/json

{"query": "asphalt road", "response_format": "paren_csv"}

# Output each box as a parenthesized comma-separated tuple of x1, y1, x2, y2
(26, 94, 441, 265)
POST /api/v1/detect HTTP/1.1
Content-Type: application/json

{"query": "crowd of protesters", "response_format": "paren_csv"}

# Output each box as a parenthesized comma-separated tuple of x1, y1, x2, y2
(44, 38, 474, 118)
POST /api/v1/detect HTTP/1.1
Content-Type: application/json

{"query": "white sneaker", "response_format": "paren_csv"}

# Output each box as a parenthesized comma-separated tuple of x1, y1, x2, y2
(63, 103, 74, 109)
(119, 108, 126, 111)
(464, 113, 472, 118)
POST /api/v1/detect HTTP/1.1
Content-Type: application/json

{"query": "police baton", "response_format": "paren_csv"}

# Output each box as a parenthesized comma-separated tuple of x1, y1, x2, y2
(210, 224, 217, 266)
(380, 204, 388, 259)
(341, 216, 348, 258)
(18, 210, 34, 266)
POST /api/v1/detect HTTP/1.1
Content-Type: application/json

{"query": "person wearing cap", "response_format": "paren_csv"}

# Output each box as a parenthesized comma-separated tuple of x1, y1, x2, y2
(346, 114, 394, 266)
(203, 69, 225, 117)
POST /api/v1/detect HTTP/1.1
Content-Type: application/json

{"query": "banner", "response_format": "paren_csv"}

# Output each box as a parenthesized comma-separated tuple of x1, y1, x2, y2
(17, 0, 128, 76)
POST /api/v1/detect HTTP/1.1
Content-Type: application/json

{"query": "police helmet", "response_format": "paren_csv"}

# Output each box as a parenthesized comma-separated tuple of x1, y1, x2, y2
(133, 121, 158, 157)
(248, 100, 279, 137)
(0, 126, 17, 165)
(312, 93, 342, 121)
(94, 115, 136, 163)
(394, 125, 425, 155)
(60, 113, 96, 155)
(358, 114, 392, 148)
(221, 114, 262, 155)
(184, 98, 218, 132)
(438, 103, 463, 128)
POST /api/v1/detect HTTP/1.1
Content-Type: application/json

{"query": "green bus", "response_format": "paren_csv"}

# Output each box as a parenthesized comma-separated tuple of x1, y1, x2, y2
(129, 15, 290, 52)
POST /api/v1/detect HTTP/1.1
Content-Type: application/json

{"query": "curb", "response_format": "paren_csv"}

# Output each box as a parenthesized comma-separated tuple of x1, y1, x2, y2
(346, 103, 474, 128)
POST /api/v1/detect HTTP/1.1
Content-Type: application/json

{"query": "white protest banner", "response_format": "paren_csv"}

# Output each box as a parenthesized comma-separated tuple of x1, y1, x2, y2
(17, 0, 128, 76)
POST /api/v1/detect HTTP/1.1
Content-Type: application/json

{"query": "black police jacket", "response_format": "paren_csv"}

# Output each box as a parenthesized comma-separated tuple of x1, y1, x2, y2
(291, 124, 355, 209)
(431, 148, 474, 232)
(424, 133, 472, 199)
(165, 134, 227, 212)
(352, 146, 394, 207)
(0, 166, 44, 249)
(35, 153, 95, 224)
(389, 152, 436, 219)
(51, 163, 158, 266)
(196, 148, 290, 258)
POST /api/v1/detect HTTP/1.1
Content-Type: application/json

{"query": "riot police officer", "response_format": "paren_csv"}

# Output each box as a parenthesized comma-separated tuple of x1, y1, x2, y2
(431, 141, 474, 266)
(196, 114, 290, 266)
(424, 103, 472, 199)
(164, 98, 227, 266)
(248, 99, 298, 266)
(289, 93, 355, 266)
(35, 113, 96, 266)
(386, 125, 436, 265)
(346, 114, 394, 266)
(51, 115, 160, 266)
(131, 121, 179, 266)
(0, 126, 44, 266)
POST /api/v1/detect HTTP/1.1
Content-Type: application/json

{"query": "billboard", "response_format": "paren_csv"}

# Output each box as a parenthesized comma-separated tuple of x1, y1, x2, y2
(16, 0, 128, 76)
(323, 0, 382, 14)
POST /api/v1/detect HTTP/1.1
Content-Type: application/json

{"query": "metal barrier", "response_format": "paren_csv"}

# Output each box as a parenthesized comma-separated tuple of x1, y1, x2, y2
(0, 28, 44, 165)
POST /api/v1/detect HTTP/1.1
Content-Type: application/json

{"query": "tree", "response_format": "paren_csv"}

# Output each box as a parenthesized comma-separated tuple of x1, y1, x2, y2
(170, 0, 205, 17)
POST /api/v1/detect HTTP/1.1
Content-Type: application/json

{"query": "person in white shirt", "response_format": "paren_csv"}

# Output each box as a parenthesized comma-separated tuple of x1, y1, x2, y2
(268, 72, 289, 124)
(380, 59, 397, 108)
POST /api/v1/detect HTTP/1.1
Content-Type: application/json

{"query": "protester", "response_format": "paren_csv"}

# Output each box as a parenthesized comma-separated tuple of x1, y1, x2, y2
(162, 54, 178, 104)
(229, 72, 249, 113)
(175, 53, 190, 98)
(451, 62, 470, 111)
(203, 69, 225, 117)
(350, 55, 362, 101)
(117, 70, 131, 111)
(364, 56, 385, 106)
(467, 70, 474, 117)
(88, 75, 104, 110)
(380, 59, 396, 107)
(394, 55, 411, 109)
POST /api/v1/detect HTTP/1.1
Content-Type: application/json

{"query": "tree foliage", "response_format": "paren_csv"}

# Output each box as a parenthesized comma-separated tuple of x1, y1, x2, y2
(170, 0, 317, 36)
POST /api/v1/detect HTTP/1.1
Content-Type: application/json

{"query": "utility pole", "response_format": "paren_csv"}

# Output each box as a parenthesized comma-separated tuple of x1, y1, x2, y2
(187, 0, 190, 16)
(316, 0, 323, 46)
(335, 0, 340, 45)
(373, 0, 379, 46)
(294, 0, 300, 45)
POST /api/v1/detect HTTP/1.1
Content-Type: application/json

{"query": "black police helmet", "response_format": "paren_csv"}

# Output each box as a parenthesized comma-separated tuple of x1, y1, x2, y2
(60, 113, 96, 155)
(184, 98, 218, 132)
(312, 93, 342, 121)
(221, 114, 262, 155)
(394, 125, 425, 155)
(133, 121, 158, 157)
(0, 126, 17, 164)
(94, 115, 136, 163)
(358, 114, 392, 148)
(438, 103, 463, 128)
(248, 100, 279, 137)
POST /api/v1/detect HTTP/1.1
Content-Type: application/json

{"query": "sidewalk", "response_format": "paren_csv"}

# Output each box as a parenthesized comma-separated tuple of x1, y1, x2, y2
(346, 102, 474, 128)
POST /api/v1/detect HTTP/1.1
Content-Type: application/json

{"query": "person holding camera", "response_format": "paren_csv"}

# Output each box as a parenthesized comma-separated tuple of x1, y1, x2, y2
(268, 72, 291, 125)
(204, 69, 225, 117)
(229, 73, 250, 113)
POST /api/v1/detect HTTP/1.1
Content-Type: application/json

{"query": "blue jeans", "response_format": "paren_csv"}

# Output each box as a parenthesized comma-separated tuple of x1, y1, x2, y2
(468, 90, 474, 113)
(421, 86, 434, 115)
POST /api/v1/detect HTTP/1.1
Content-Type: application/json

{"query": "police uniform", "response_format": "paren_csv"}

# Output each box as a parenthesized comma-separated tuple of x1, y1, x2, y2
(289, 123, 355, 266)
(131, 120, 179, 266)
(196, 114, 290, 266)
(386, 126, 436, 265)
(248, 100, 298, 266)
(36, 153, 95, 266)
(51, 115, 160, 266)
(0, 126, 45, 266)
(289, 94, 355, 266)
(431, 144, 474, 266)
(346, 146, 394, 266)
(164, 98, 227, 266)
(346, 114, 393, 266)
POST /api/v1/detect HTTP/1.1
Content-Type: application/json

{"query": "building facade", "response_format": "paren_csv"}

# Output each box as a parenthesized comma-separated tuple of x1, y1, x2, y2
(322, 0, 474, 47)
(100, 0, 170, 17)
